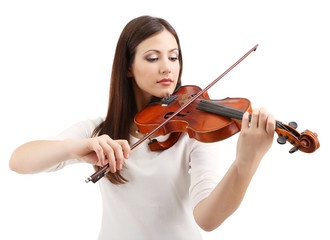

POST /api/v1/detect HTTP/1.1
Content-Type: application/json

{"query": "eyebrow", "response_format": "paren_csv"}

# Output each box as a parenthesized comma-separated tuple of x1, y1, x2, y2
(143, 48, 179, 54)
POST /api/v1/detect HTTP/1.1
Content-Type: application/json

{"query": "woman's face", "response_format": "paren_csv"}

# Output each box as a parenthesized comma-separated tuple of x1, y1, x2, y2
(130, 30, 180, 108)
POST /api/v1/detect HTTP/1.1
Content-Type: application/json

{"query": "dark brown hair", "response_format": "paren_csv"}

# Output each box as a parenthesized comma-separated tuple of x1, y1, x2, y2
(93, 16, 183, 184)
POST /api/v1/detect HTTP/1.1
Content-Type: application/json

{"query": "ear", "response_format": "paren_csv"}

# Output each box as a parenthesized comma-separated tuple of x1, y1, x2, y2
(127, 66, 133, 78)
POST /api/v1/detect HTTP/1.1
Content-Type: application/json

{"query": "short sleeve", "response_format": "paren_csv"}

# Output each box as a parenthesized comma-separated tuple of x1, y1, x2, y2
(46, 117, 103, 172)
(188, 140, 221, 209)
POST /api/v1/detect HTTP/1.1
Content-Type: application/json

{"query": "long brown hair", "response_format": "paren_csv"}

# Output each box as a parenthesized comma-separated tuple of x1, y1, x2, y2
(93, 16, 183, 184)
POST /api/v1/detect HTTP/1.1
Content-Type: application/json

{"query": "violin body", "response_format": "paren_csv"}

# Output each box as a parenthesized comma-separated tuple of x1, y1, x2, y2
(135, 85, 252, 143)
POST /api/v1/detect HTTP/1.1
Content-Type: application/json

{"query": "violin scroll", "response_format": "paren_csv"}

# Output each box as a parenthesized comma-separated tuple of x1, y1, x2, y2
(275, 121, 320, 153)
(299, 130, 320, 153)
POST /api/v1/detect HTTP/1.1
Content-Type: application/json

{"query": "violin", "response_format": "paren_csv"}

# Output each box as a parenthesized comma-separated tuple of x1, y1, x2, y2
(135, 85, 319, 154)
(85, 44, 320, 183)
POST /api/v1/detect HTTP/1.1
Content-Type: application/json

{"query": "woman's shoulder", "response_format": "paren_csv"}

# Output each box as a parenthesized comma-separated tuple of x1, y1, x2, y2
(54, 117, 104, 140)
(81, 117, 104, 131)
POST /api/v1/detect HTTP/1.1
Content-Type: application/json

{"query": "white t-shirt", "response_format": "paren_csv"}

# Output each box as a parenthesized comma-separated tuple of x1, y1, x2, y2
(50, 118, 221, 240)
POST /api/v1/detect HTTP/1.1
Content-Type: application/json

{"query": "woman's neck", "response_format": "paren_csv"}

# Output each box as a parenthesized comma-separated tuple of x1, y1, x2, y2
(132, 80, 153, 112)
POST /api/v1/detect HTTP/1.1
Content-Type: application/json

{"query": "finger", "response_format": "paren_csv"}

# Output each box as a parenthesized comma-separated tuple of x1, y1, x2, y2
(106, 138, 128, 171)
(250, 108, 259, 129)
(266, 114, 276, 136)
(117, 140, 131, 159)
(115, 140, 130, 170)
(111, 142, 125, 171)
(91, 142, 105, 166)
(241, 111, 250, 130)
(258, 107, 268, 131)
(99, 141, 115, 169)
(98, 135, 117, 172)
(106, 151, 117, 173)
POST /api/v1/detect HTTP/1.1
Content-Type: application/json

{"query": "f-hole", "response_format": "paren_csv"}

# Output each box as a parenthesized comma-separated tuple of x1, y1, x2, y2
(164, 111, 190, 119)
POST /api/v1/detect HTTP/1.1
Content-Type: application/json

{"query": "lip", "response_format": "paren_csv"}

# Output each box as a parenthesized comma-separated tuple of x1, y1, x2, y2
(157, 78, 173, 85)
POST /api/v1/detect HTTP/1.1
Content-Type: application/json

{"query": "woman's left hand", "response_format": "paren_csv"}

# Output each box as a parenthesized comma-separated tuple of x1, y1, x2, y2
(235, 107, 276, 171)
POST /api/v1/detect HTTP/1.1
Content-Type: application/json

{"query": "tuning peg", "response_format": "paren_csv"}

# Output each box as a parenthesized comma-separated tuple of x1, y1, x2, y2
(288, 121, 298, 129)
(289, 145, 300, 153)
(277, 135, 288, 145)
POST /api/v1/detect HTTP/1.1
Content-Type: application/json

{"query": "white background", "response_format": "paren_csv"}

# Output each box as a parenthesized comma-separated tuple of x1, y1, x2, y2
(1, 0, 329, 239)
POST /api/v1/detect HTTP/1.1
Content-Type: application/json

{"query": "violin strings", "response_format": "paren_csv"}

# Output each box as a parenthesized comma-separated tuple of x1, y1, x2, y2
(276, 121, 291, 132)
(197, 100, 246, 120)
(197, 100, 289, 132)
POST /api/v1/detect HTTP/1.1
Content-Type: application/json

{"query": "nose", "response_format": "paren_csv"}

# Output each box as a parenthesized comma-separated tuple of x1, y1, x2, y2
(160, 59, 171, 75)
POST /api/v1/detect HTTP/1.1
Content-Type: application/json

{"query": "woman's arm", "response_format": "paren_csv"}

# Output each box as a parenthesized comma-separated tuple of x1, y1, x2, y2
(9, 140, 74, 174)
(193, 108, 276, 231)
(9, 135, 130, 174)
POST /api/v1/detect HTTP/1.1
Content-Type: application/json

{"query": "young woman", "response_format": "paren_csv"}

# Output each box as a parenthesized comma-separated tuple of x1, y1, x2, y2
(9, 16, 275, 239)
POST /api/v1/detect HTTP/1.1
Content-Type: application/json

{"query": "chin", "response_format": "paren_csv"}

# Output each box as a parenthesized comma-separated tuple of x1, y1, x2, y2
(162, 88, 176, 97)
(158, 92, 173, 98)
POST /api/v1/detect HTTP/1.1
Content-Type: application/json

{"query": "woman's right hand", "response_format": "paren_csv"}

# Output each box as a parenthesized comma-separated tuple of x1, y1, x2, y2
(71, 135, 130, 173)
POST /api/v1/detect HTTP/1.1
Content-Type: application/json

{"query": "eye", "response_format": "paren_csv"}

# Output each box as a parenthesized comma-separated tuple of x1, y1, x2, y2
(145, 54, 158, 62)
(146, 57, 158, 62)
(169, 55, 179, 62)
(169, 56, 179, 62)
